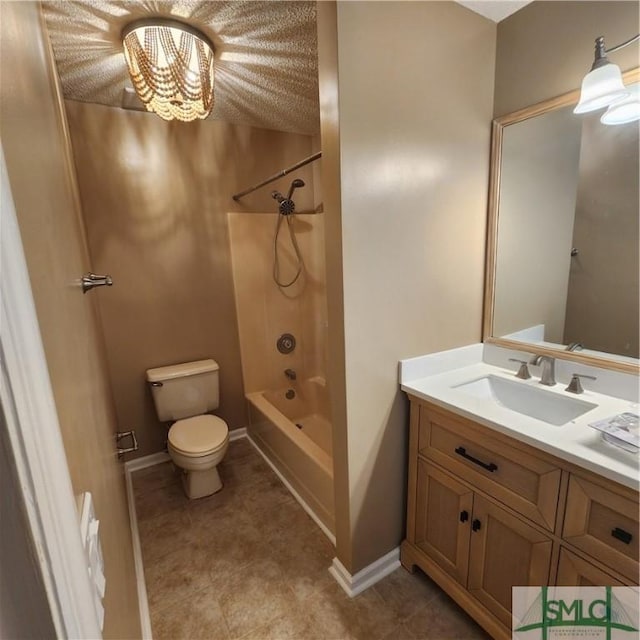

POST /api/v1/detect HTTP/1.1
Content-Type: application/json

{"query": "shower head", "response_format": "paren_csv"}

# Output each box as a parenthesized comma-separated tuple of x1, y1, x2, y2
(287, 178, 305, 200)
(272, 179, 305, 215)
(272, 189, 295, 215)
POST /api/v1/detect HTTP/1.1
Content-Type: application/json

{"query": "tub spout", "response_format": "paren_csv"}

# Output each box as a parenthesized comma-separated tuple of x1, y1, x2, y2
(284, 368, 297, 381)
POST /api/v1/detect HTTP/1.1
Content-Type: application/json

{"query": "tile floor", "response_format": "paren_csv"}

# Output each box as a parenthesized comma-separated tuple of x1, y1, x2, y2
(133, 438, 491, 640)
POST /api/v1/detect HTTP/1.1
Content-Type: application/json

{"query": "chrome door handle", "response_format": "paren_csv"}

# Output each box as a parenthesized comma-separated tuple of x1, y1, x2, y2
(82, 273, 113, 294)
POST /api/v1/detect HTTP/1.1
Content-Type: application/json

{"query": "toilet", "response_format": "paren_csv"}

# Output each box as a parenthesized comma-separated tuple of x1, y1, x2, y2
(146, 359, 229, 499)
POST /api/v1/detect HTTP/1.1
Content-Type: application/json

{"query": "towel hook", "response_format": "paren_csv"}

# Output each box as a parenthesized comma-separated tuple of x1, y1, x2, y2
(82, 272, 113, 294)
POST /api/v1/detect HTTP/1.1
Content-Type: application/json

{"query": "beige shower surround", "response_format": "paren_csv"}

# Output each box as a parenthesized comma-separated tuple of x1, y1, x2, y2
(228, 211, 328, 394)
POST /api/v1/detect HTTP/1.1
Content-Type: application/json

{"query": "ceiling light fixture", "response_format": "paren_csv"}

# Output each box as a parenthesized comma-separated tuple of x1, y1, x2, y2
(574, 33, 639, 123)
(122, 18, 214, 122)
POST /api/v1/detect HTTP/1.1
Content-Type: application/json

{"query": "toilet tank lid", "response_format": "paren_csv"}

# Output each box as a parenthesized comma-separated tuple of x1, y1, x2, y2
(146, 359, 219, 382)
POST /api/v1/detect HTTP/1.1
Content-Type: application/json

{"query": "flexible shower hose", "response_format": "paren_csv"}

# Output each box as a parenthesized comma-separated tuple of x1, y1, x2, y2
(273, 212, 305, 288)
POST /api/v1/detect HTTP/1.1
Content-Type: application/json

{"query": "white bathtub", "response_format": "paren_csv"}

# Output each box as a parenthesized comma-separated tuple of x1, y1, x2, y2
(246, 377, 334, 536)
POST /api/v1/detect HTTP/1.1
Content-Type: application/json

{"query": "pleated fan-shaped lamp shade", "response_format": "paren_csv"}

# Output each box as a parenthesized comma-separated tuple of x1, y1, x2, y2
(122, 19, 215, 122)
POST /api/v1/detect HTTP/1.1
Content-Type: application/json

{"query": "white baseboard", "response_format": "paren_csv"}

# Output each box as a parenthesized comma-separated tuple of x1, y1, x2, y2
(246, 434, 336, 546)
(123, 466, 153, 640)
(229, 426, 247, 441)
(124, 451, 170, 473)
(329, 547, 400, 598)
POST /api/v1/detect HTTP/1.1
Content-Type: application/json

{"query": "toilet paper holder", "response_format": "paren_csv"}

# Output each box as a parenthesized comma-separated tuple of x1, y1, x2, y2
(116, 430, 138, 459)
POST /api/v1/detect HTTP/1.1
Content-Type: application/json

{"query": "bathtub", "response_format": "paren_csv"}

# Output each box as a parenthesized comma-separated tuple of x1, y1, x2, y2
(246, 376, 334, 537)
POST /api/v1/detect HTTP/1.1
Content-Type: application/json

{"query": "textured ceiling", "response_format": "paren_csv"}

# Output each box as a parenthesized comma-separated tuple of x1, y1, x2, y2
(42, 1, 320, 135)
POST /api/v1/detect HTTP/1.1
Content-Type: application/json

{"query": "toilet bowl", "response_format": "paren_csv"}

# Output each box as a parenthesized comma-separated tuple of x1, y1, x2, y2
(168, 414, 229, 499)
(146, 359, 230, 500)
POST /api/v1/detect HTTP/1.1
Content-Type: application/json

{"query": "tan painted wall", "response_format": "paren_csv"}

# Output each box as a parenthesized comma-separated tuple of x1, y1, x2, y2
(494, 107, 582, 341)
(65, 101, 315, 458)
(228, 212, 328, 393)
(494, 1, 640, 117)
(318, 1, 496, 572)
(0, 4, 141, 638)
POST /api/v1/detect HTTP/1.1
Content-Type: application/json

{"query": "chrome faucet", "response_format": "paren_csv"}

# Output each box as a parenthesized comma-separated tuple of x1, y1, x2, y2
(530, 355, 556, 386)
(284, 368, 297, 381)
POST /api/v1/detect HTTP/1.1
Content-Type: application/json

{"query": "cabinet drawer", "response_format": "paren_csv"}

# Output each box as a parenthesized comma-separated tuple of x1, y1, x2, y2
(563, 474, 639, 582)
(418, 404, 561, 530)
(556, 547, 628, 586)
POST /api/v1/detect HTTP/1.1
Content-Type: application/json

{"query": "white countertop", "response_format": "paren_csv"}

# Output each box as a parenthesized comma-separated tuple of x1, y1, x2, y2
(400, 346, 640, 491)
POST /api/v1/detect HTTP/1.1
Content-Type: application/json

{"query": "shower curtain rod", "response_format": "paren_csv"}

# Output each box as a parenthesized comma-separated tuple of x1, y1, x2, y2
(232, 151, 322, 201)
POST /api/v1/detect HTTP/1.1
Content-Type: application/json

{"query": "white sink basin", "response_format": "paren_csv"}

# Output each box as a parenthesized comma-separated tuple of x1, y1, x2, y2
(453, 375, 598, 426)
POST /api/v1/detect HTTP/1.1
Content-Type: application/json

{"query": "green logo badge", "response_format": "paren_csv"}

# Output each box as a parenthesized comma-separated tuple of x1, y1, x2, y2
(513, 586, 640, 639)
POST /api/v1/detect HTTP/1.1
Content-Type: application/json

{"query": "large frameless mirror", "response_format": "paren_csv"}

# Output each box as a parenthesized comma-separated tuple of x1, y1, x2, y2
(483, 68, 639, 374)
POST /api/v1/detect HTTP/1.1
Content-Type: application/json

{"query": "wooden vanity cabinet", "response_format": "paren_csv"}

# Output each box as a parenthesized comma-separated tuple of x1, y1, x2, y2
(402, 397, 640, 640)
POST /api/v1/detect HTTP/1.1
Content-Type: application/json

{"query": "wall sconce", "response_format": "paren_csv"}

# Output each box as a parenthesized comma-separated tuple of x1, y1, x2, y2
(574, 33, 640, 124)
(122, 18, 214, 122)
(601, 83, 640, 125)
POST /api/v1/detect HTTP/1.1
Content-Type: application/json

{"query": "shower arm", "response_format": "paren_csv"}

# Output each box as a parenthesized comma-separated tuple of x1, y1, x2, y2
(232, 151, 321, 201)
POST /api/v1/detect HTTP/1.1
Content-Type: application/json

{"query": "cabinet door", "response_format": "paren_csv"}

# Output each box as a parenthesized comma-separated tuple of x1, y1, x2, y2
(468, 495, 553, 628)
(414, 459, 473, 586)
(556, 548, 627, 587)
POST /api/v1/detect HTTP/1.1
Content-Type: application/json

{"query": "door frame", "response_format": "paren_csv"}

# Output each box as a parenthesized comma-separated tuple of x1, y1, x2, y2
(0, 144, 102, 638)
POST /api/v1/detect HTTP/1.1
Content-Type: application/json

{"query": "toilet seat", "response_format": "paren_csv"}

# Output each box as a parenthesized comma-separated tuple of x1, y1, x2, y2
(168, 415, 228, 457)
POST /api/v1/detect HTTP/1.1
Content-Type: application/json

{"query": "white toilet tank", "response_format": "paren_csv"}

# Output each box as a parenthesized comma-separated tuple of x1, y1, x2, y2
(146, 359, 220, 422)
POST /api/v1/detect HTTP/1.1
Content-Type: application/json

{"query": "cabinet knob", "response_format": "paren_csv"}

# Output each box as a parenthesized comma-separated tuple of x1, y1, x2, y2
(459, 510, 469, 523)
(472, 519, 482, 532)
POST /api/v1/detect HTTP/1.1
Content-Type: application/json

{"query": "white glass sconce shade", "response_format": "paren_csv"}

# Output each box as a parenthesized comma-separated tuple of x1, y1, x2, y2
(601, 84, 640, 125)
(573, 64, 629, 114)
